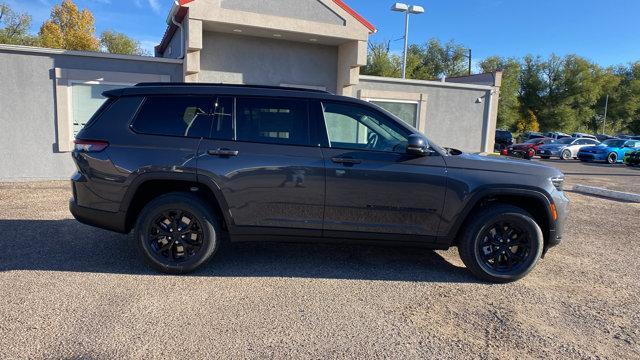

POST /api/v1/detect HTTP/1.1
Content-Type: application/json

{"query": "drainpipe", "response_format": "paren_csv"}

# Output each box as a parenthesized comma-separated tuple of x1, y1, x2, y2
(167, 1, 185, 59)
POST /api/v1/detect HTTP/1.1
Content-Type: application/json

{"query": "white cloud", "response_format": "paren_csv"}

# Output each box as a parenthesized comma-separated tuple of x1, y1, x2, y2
(147, 0, 161, 13)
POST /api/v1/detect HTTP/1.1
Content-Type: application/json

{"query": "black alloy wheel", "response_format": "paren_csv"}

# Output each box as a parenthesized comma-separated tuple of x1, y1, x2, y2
(477, 221, 532, 273)
(135, 192, 220, 274)
(148, 210, 204, 263)
(458, 204, 543, 283)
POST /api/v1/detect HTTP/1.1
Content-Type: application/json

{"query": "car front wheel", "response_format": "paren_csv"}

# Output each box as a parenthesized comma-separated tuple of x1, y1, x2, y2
(135, 192, 220, 274)
(458, 204, 543, 283)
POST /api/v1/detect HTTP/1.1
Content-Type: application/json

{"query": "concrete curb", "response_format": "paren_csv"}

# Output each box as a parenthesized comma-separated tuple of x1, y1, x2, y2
(572, 184, 640, 203)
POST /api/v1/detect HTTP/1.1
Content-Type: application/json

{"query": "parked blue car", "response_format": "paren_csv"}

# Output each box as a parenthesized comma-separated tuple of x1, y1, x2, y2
(577, 139, 640, 164)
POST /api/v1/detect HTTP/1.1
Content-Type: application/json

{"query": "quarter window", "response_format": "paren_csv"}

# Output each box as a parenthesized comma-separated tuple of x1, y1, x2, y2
(132, 96, 233, 139)
(71, 82, 127, 136)
(236, 98, 310, 146)
(322, 102, 410, 152)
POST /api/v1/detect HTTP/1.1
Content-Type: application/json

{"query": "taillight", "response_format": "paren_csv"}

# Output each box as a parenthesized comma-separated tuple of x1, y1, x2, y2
(74, 139, 109, 152)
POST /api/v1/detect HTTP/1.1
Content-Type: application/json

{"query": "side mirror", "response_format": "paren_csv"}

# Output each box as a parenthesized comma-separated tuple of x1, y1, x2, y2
(406, 134, 430, 156)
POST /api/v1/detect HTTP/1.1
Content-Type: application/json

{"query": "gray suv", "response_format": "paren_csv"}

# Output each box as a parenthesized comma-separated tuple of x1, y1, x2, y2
(70, 84, 568, 283)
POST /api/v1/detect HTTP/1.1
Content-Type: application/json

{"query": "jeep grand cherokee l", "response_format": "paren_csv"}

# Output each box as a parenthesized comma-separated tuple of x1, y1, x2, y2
(70, 84, 568, 283)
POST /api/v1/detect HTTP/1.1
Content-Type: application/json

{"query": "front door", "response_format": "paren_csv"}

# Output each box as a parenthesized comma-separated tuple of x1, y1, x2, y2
(196, 96, 325, 236)
(317, 101, 447, 241)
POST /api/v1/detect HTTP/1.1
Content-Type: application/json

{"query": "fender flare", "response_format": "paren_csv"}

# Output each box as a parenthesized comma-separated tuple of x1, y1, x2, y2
(442, 185, 555, 243)
(119, 171, 234, 232)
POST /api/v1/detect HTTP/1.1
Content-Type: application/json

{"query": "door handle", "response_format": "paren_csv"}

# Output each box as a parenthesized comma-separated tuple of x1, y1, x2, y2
(207, 148, 239, 157)
(331, 157, 362, 164)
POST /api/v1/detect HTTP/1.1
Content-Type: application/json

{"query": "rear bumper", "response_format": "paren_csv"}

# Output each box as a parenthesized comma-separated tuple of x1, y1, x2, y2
(69, 198, 127, 233)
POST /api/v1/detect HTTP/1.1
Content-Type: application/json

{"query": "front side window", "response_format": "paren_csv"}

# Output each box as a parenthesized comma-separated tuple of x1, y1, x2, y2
(71, 82, 126, 136)
(132, 96, 233, 139)
(322, 102, 410, 152)
(236, 97, 310, 146)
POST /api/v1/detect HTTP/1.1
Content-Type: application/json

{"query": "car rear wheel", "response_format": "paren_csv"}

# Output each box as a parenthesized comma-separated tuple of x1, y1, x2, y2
(607, 152, 617, 164)
(561, 149, 572, 160)
(458, 204, 543, 283)
(135, 192, 220, 274)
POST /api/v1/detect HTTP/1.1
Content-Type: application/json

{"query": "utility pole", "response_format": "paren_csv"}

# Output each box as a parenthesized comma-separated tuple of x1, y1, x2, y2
(603, 94, 609, 134)
(391, 3, 425, 79)
(468, 48, 472, 76)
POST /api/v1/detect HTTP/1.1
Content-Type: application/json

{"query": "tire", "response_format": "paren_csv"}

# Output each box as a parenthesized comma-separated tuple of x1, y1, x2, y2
(607, 152, 617, 164)
(134, 192, 220, 274)
(541, 156, 550, 160)
(458, 204, 543, 283)
(561, 149, 572, 160)
(525, 148, 535, 159)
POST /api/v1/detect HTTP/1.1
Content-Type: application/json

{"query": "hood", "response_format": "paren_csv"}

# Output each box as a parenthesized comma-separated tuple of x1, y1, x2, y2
(511, 143, 533, 150)
(579, 145, 608, 153)
(447, 153, 562, 177)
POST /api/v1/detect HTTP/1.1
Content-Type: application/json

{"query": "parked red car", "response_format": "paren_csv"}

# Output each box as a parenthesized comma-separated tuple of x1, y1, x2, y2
(501, 137, 556, 159)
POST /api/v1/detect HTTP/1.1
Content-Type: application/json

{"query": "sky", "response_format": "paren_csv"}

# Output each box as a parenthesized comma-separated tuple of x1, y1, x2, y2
(6, 0, 640, 68)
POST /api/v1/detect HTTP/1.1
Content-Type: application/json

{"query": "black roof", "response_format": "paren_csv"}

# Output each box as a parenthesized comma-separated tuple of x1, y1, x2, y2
(103, 83, 338, 99)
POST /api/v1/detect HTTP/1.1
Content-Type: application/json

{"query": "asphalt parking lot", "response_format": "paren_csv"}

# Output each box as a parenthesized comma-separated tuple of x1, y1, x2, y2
(1, 160, 639, 359)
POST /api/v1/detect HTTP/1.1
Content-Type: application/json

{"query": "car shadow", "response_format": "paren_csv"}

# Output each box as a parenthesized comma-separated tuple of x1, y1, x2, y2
(0, 219, 477, 283)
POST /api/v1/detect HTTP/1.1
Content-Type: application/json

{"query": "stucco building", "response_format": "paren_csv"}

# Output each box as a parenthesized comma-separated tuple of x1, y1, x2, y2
(0, 0, 501, 181)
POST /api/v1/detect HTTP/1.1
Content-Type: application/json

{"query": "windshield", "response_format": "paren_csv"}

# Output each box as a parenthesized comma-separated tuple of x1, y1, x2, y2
(525, 138, 542, 144)
(602, 139, 625, 147)
(557, 138, 575, 144)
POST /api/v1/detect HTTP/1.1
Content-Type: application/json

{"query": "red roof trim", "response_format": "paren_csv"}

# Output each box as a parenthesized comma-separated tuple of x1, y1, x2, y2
(332, 0, 376, 33)
(178, 0, 194, 5)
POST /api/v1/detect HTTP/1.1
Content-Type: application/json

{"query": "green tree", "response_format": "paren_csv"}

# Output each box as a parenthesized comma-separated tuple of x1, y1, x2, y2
(38, 0, 99, 51)
(100, 30, 145, 56)
(361, 42, 401, 78)
(0, 3, 36, 45)
(480, 56, 521, 130)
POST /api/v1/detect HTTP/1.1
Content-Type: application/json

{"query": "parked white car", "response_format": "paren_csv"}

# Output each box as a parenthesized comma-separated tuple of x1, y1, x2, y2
(536, 137, 601, 159)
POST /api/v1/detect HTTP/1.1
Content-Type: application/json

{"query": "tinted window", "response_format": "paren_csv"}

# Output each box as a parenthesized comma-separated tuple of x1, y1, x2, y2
(133, 96, 232, 139)
(236, 97, 310, 146)
(322, 102, 410, 152)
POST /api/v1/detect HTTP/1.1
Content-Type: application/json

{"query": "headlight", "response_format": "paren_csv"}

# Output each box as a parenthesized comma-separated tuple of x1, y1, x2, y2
(550, 176, 564, 191)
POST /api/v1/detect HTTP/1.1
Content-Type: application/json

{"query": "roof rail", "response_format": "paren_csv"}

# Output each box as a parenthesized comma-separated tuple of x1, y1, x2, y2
(134, 82, 332, 94)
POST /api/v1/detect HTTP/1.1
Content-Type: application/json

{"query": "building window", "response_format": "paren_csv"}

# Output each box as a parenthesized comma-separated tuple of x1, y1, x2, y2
(70, 82, 130, 136)
(368, 99, 419, 128)
(53, 68, 171, 152)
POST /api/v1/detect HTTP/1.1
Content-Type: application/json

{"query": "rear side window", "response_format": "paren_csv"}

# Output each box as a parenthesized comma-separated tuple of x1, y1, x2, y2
(132, 96, 233, 139)
(236, 97, 310, 146)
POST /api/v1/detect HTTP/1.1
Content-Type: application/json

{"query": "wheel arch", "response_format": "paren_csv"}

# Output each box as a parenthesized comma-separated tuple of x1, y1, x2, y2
(447, 187, 555, 250)
(121, 172, 233, 233)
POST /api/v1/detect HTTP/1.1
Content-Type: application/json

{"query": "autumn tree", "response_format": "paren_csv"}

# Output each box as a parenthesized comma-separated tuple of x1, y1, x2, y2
(38, 0, 99, 51)
(0, 3, 36, 45)
(100, 30, 145, 56)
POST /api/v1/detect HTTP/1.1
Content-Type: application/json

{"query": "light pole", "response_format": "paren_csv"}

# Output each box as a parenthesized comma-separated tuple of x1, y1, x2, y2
(602, 94, 609, 134)
(391, 3, 425, 79)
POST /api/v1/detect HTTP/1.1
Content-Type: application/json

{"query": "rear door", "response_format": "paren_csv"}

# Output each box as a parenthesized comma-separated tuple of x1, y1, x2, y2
(315, 101, 447, 241)
(196, 96, 325, 236)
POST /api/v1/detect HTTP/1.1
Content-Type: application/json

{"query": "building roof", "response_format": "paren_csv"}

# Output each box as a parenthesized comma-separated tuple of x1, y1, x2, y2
(156, 0, 376, 55)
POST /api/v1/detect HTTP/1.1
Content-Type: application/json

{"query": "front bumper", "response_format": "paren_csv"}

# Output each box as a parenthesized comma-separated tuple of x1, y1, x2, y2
(536, 148, 561, 157)
(577, 152, 607, 162)
(543, 189, 569, 255)
(624, 155, 640, 166)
